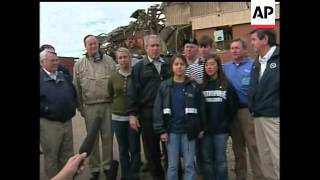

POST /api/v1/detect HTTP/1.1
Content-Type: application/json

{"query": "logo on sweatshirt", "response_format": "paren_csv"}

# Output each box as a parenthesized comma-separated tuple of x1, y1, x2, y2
(203, 90, 227, 102)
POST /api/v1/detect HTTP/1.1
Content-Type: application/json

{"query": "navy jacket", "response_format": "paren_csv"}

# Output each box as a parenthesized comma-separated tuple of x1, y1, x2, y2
(248, 47, 280, 117)
(58, 64, 72, 81)
(40, 68, 77, 122)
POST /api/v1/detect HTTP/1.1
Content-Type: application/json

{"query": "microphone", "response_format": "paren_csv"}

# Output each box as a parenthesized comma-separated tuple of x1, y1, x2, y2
(78, 116, 102, 156)
(73, 114, 102, 179)
(77, 115, 120, 180)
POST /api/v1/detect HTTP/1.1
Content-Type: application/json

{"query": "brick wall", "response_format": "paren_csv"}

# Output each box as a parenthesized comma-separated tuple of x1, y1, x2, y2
(193, 19, 280, 62)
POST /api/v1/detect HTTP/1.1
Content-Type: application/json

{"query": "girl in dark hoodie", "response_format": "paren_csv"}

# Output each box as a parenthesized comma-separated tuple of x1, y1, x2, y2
(201, 54, 238, 180)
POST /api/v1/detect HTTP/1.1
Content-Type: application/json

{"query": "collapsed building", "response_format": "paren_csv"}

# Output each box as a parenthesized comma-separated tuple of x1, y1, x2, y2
(97, 2, 280, 61)
(96, 3, 193, 60)
(161, 2, 280, 62)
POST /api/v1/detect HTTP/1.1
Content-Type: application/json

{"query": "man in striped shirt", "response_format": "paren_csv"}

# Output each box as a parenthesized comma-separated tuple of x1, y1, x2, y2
(184, 38, 204, 84)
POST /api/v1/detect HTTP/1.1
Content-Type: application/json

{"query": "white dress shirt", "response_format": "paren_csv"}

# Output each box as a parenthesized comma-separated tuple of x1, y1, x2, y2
(42, 68, 57, 80)
(259, 46, 276, 79)
(148, 56, 164, 74)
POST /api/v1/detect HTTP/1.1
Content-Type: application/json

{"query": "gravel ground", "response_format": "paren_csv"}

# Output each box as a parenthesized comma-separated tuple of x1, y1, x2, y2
(40, 110, 253, 180)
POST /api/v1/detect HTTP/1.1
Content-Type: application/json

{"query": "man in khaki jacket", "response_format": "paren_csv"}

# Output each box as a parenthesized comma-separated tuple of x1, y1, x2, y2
(73, 35, 117, 180)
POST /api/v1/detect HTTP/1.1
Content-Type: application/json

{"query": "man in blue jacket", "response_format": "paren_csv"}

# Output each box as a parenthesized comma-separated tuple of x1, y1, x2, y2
(249, 28, 280, 180)
(40, 49, 77, 179)
(224, 38, 264, 180)
(40, 44, 72, 81)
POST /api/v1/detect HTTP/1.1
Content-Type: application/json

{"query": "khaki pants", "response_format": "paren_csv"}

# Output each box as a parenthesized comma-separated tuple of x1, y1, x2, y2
(40, 118, 74, 179)
(254, 117, 280, 180)
(230, 108, 265, 180)
(84, 103, 113, 173)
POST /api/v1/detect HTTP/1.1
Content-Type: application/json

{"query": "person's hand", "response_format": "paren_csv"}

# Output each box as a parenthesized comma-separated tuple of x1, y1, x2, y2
(51, 152, 87, 180)
(198, 131, 204, 139)
(80, 111, 85, 118)
(78, 106, 85, 118)
(188, 73, 196, 81)
(160, 133, 169, 142)
(129, 116, 140, 132)
(189, 73, 203, 84)
(195, 79, 203, 85)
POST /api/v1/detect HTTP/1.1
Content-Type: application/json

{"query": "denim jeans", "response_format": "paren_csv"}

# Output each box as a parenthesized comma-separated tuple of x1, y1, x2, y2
(111, 120, 141, 179)
(201, 133, 229, 180)
(166, 133, 196, 180)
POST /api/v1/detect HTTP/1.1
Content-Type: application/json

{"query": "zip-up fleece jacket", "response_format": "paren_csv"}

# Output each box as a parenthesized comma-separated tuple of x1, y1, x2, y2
(153, 78, 207, 140)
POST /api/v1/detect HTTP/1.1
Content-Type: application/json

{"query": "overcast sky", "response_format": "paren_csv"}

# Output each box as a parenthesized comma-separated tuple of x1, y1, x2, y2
(40, 2, 161, 58)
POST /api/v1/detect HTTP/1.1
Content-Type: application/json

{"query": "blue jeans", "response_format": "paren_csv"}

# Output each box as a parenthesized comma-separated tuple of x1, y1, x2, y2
(166, 133, 196, 180)
(201, 133, 229, 180)
(111, 120, 141, 179)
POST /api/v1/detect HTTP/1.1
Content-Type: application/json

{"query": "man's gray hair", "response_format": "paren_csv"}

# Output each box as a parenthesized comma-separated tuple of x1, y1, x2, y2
(144, 34, 161, 47)
(40, 49, 56, 62)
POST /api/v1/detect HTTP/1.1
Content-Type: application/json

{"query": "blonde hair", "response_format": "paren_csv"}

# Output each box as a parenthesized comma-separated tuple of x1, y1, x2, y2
(115, 47, 132, 59)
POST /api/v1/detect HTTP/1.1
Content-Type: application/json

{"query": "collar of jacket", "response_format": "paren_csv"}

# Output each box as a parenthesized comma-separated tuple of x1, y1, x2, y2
(270, 46, 280, 60)
(84, 52, 103, 62)
(142, 56, 167, 66)
(41, 69, 65, 82)
(164, 77, 194, 87)
(118, 68, 131, 77)
(255, 46, 279, 62)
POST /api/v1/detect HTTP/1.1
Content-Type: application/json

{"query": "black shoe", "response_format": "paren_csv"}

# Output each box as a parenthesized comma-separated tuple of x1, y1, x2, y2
(152, 176, 165, 180)
(105, 160, 119, 180)
(89, 172, 100, 180)
(141, 162, 149, 172)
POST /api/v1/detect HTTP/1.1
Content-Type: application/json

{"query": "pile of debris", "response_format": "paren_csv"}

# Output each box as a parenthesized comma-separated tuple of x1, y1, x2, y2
(97, 4, 165, 59)
(96, 3, 192, 59)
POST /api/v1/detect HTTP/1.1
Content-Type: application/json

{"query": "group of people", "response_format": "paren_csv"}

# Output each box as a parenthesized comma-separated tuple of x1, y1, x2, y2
(40, 28, 279, 180)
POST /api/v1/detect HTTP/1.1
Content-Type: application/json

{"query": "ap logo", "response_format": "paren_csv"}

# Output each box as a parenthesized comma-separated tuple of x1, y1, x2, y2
(251, 0, 275, 28)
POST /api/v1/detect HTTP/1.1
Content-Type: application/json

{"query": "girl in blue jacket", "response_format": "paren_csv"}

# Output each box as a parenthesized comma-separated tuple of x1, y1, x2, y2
(201, 54, 238, 180)
(153, 54, 206, 180)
